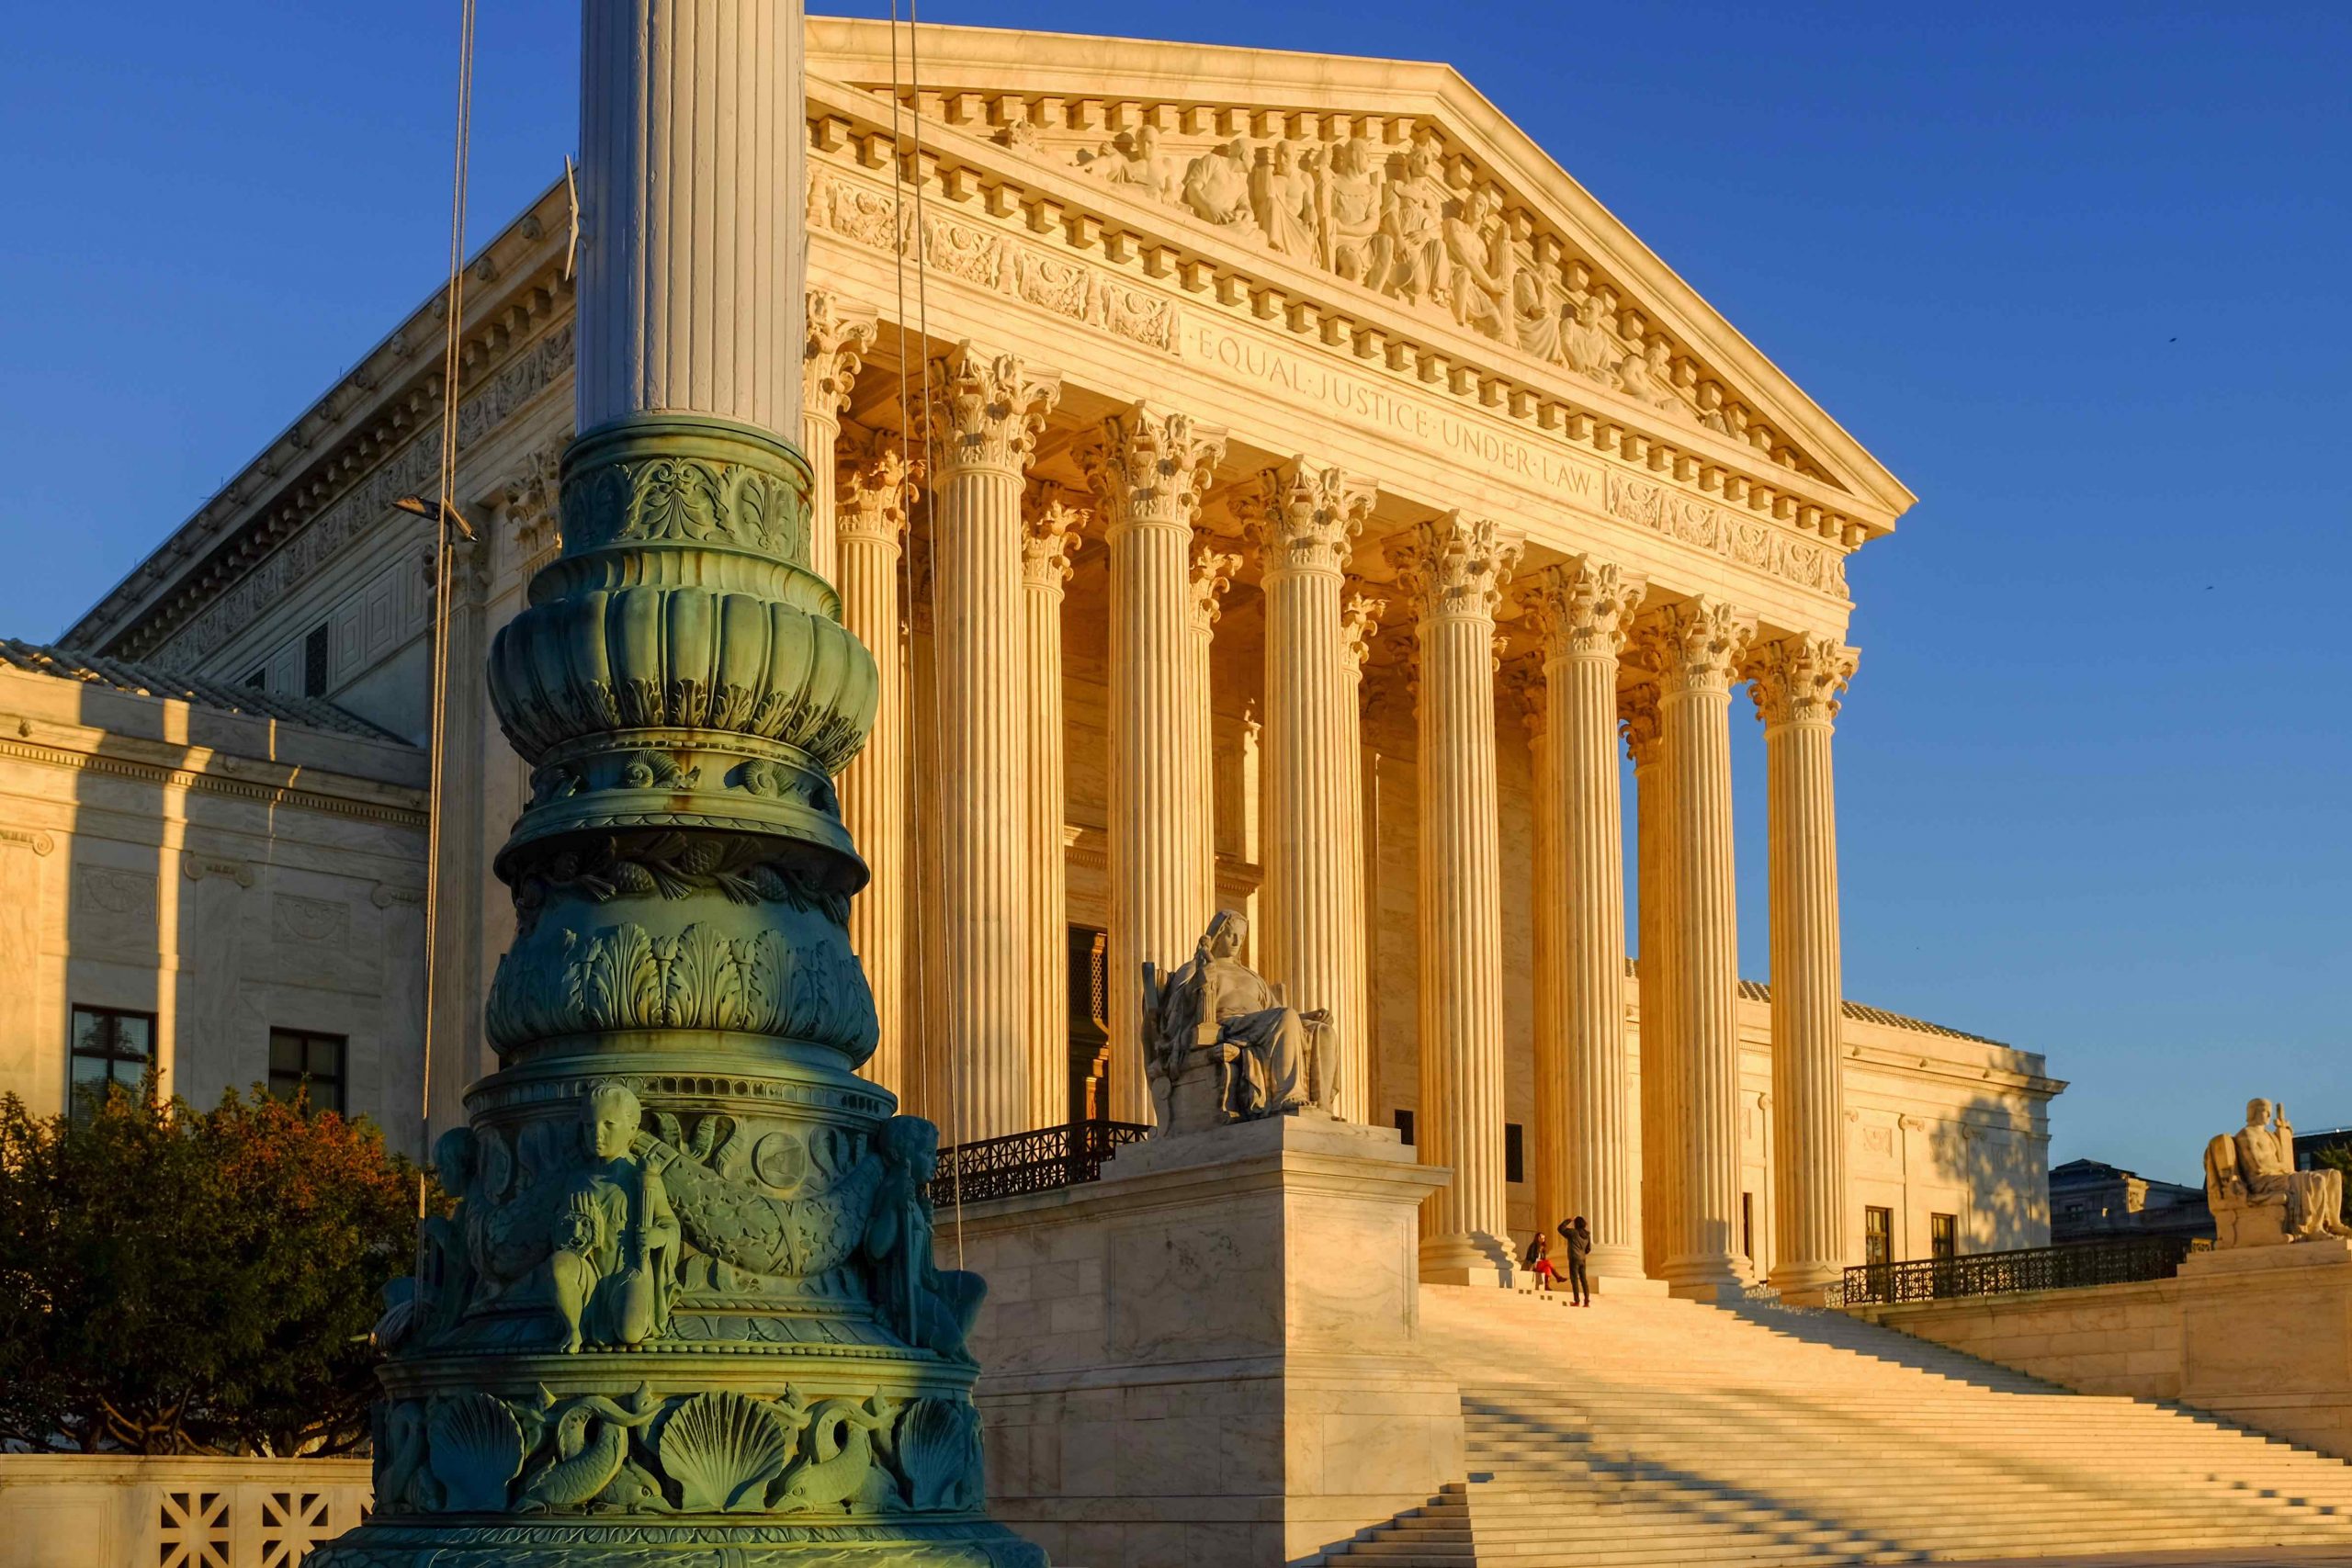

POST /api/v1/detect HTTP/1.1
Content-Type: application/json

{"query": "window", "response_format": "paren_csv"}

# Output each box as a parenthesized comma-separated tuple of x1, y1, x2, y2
(1930, 1212, 1958, 1262)
(1741, 1191, 1755, 1260)
(244, 666, 267, 692)
(1394, 1109, 1415, 1147)
(69, 1006, 155, 1114)
(302, 625, 331, 698)
(1504, 1122, 1525, 1183)
(268, 1029, 347, 1114)
(1864, 1205, 1893, 1268)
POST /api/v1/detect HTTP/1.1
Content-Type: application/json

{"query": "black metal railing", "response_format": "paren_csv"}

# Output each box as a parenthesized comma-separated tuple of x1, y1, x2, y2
(929, 1118, 1151, 1205)
(1841, 1233, 2206, 1306)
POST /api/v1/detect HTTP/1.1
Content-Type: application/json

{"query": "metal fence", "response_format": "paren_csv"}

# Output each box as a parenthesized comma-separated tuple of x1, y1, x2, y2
(928, 1118, 1151, 1205)
(1841, 1233, 2206, 1306)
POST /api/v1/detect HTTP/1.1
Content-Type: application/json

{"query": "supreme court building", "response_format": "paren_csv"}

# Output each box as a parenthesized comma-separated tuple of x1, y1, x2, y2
(26, 22, 2058, 1300)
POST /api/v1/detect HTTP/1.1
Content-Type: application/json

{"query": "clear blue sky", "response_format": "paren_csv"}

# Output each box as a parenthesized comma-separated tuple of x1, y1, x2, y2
(4, 4, 2346, 1180)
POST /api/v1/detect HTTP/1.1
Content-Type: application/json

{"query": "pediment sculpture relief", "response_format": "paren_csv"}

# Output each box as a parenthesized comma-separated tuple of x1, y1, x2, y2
(1140, 910, 1338, 1135)
(2204, 1098, 2352, 1248)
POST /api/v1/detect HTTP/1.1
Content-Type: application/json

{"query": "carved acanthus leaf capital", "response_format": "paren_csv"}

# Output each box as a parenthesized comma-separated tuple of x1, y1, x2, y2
(1746, 635, 1859, 728)
(1340, 590, 1386, 676)
(1186, 542, 1243, 633)
(1529, 556, 1646, 661)
(1617, 681, 1662, 767)
(802, 289, 878, 420)
(1021, 489, 1088, 588)
(1238, 457, 1374, 578)
(929, 343, 1060, 477)
(501, 438, 566, 556)
(836, 426, 920, 545)
(1398, 512, 1523, 624)
(1628, 597, 1757, 695)
(1076, 403, 1227, 531)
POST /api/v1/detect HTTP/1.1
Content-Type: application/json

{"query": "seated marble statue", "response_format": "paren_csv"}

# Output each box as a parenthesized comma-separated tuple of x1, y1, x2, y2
(2204, 1098, 2352, 1248)
(1142, 910, 1335, 1134)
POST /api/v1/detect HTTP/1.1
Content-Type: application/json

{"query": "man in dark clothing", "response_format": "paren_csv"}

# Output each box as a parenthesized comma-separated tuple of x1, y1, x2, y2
(1555, 1214, 1594, 1306)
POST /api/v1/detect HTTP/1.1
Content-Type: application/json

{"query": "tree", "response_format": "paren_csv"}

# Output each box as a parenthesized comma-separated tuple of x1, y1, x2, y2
(2313, 1144, 2352, 1224)
(0, 1077, 425, 1456)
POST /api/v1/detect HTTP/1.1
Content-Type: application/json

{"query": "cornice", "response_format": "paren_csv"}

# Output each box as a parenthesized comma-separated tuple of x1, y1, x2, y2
(806, 20, 1916, 527)
(0, 736, 429, 829)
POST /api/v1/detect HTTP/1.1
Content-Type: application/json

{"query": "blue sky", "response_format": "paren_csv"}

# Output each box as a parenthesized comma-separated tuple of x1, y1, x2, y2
(3, 4, 2346, 1179)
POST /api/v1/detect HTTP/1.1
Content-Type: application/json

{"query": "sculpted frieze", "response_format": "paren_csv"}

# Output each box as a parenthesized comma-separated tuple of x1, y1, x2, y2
(1605, 471, 1848, 599)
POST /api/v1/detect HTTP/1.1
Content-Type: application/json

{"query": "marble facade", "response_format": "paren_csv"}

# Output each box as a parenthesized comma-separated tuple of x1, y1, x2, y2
(51, 22, 2060, 1294)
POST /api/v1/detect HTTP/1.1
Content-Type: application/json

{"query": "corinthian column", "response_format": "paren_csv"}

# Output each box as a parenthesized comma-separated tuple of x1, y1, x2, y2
(1079, 405, 1227, 1125)
(1242, 459, 1376, 1118)
(1404, 513, 1523, 1285)
(800, 289, 877, 586)
(836, 425, 915, 1097)
(1532, 558, 1648, 1285)
(1748, 634, 1859, 1302)
(928, 344, 1060, 1143)
(1341, 589, 1386, 1122)
(1620, 683, 1670, 1277)
(1632, 597, 1757, 1301)
(1021, 491, 1084, 1131)
(1186, 540, 1241, 922)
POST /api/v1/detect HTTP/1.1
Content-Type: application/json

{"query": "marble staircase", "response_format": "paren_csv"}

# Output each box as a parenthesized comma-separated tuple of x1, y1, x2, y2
(1310, 1284, 2352, 1566)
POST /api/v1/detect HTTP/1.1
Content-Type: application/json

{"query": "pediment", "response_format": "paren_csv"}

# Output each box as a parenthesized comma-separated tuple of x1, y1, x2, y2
(808, 19, 1915, 531)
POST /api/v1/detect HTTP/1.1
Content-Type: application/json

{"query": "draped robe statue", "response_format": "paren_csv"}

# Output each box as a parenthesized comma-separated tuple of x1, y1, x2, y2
(1143, 910, 1336, 1134)
(2205, 1098, 2352, 1247)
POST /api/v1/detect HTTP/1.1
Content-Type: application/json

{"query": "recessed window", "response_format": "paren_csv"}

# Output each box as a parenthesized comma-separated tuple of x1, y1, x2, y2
(1394, 1108, 1415, 1147)
(1864, 1205, 1894, 1268)
(69, 1005, 155, 1116)
(302, 624, 331, 698)
(244, 666, 267, 692)
(268, 1028, 347, 1114)
(1741, 1191, 1756, 1260)
(1930, 1212, 1958, 1262)
(1504, 1122, 1525, 1183)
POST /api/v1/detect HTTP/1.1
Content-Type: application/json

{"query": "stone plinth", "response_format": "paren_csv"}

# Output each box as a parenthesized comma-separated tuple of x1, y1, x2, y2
(939, 1114, 1461, 1567)
(2177, 1239, 2352, 1456)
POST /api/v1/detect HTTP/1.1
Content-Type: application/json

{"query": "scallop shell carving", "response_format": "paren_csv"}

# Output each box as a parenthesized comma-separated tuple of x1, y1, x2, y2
(895, 1397, 981, 1512)
(427, 1392, 525, 1513)
(659, 1391, 793, 1513)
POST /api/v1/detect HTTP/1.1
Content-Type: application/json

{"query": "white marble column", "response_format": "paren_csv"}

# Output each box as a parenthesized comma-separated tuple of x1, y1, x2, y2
(1242, 461, 1377, 1120)
(1633, 597, 1757, 1301)
(928, 344, 1060, 1143)
(835, 425, 915, 1100)
(1509, 661, 1560, 1233)
(577, 0, 798, 434)
(1748, 634, 1859, 1302)
(1532, 558, 1648, 1284)
(1079, 404, 1227, 1126)
(1341, 590, 1386, 1123)
(800, 290, 876, 586)
(1186, 541, 1240, 924)
(1621, 684, 1670, 1276)
(1405, 512, 1523, 1285)
(1021, 491, 1084, 1131)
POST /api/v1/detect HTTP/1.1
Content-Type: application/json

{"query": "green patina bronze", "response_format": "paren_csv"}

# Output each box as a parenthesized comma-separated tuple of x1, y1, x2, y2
(311, 412, 1045, 1566)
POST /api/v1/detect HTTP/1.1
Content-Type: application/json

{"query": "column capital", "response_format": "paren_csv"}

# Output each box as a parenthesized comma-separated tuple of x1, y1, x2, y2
(1399, 512, 1523, 624)
(1187, 540, 1243, 633)
(1501, 658, 1546, 742)
(836, 425, 918, 545)
(1078, 402, 1227, 533)
(1341, 589, 1386, 678)
(1529, 556, 1647, 662)
(802, 289, 878, 419)
(1238, 457, 1375, 577)
(1746, 634, 1860, 728)
(1617, 681, 1663, 768)
(1021, 488, 1087, 589)
(930, 342, 1061, 477)
(1629, 596, 1757, 696)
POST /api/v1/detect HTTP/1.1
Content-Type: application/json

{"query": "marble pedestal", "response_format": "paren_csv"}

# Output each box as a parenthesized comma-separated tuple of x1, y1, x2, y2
(940, 1113, 1461, 1568)
(2177, 1238, 2352, 1458)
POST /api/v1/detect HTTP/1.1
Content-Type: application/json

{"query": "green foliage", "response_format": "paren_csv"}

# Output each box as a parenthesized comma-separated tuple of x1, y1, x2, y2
(2312, 1145, 2352, 1223)
(0, 1076, 428, 1456)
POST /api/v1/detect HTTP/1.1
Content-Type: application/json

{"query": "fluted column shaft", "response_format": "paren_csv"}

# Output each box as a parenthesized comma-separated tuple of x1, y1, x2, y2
(836, 428, 914, 1098)
(1080, 406, 1227, 1125)
(577, 0, 797, 431)
(801, 291, 876, 584)
(1534, 559, 1647, 1282)
(927, 345, 1059, 1143)
(1751, 636, 1859, 1301)
(1514, 671, 1563, 1236)
(1247, 461, 1375, 1118)
(1340, 592, 1386, 1123)
(1623, 694, 1672, 1276)
(1021, 495, 1083, 1130)
(1408, 513, 1522, 1285)
(1635, 599, 1756, 1301)
(1187, 544, 1239, 923)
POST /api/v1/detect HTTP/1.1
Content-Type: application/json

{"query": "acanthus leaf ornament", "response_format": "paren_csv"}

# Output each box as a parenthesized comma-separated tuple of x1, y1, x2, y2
(1076, 402, 1227, 532)
(1528, 555, 1647, 661)
(1238, 457, 1374, 578)
(927, 342, 1060, 478)
(1746, 633, 1860, 728)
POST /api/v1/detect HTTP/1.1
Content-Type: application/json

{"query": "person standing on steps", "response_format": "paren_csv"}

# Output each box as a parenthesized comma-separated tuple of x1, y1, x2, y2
(1556, 1214, 1594, 1306)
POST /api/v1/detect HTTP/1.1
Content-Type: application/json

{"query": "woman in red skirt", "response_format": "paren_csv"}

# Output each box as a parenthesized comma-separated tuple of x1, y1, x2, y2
(1523, 1231, 1561, 1292)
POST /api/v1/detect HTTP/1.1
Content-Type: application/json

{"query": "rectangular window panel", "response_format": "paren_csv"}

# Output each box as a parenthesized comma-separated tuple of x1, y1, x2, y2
(1741, 1191, 1755, 1260)
(1931, 1212, 1958, 1262)
(303, 624, 331, 698)
(1864, 1205, 1893, 1268)
(266, 1029, 347, 1114)
(68, 1005, 156, 1117)
(1503, 1122, 1525, 1184)
(1394, 1109, 1415, 1147)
